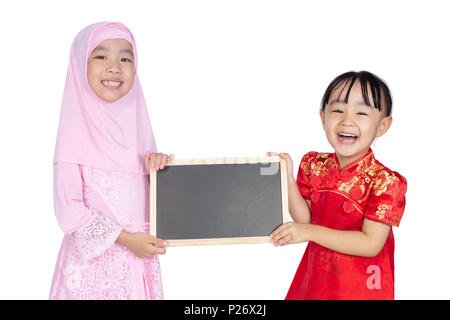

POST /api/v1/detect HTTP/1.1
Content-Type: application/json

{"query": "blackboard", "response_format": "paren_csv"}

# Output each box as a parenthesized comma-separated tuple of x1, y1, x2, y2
(149, 156, 289, 246)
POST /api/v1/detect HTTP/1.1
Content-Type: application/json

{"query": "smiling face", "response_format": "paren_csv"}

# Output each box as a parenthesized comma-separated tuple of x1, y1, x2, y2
(320, 80, 392, 169)
(87, 38, 135, 102)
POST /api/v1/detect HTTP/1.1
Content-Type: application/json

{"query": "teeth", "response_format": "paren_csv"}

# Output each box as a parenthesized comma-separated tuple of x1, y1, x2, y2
(339, 133, 357, 138)
(102, 80, 121, 87)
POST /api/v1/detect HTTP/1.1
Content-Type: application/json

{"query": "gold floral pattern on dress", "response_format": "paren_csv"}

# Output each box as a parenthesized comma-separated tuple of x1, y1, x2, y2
(310, 156, 334, 178)
(376, 204, 392, 220)
(390, 215, 399, 226)
(372, 170, 400, 196)
(357, 156, 377, 176)
(299, 149, 407, 226)
(328, 152, 400, 203)
(334, 153, 376, 206)
(337, 176, 360, 194)
(300, 159, 312, 177)
(336, 155, 376, 199)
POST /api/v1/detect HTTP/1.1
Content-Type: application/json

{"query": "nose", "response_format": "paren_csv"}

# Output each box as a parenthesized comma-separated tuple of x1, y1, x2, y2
(106, 60, 121, 74)
(340, 111, 355, 126)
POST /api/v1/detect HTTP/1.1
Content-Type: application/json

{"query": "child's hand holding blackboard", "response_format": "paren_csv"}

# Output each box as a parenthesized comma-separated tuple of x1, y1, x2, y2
(145, 151, 174, 172)
(266, 152, 294, 181)
(267, 150, 310, 245)
(267, 152, 312, 225)
(117, 231, 168, 258)
(270, 222, 309, 247)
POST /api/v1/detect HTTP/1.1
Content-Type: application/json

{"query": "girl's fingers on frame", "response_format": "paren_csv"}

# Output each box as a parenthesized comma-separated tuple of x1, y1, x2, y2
(270, 224, 289, 242)
(272, 222, 291, 234)
(151, 246, 166, 255)
(155, 247, 166, 254)
(279, 153, 291, 160)
(270, 224, 285, 238)
(157, 239, 168, 247)
(273, 227, 292, 243)
(278, 234, 292, 246)
(155, 153, 163, 170)
(266, 152, 279, 156)
(151, 154, 157, 170)
(150, 236, 168, 247)
(160, 154, 168, 169)
(150, 153, 158, 170)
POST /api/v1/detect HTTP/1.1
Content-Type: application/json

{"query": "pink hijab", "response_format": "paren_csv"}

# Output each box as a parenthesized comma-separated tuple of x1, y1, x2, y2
(53, 22, 157, 175)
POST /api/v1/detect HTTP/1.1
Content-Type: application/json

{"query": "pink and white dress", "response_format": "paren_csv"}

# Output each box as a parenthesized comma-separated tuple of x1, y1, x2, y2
(50, 22, 163, 300)
(49, 163, 163, 300)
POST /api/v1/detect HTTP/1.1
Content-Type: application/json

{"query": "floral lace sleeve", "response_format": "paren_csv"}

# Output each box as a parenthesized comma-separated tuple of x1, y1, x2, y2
(53, 162, 122, 262)
(364, 171, 407, 227)
(296, 152, 317, 200)
(73, 213, 122, 263)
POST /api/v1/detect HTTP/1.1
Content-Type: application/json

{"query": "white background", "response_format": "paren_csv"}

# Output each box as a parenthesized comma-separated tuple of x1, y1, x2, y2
(1, 0, 449, 299)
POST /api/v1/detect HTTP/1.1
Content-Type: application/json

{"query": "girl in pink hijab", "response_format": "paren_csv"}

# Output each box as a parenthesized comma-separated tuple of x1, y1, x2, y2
(49, 22, 172, 300)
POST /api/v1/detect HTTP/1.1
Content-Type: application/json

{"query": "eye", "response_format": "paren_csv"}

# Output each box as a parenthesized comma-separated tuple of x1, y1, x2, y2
(357, 112, 368, 116)
(94, 55, 106, 60)
(332, 109, 344, 113)
(121, 58, 133, 63)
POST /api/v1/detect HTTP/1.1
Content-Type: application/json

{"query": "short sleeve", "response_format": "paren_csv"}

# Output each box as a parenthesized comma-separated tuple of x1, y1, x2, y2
(364, 171, 407, 227)
(296, 152, 317, 200)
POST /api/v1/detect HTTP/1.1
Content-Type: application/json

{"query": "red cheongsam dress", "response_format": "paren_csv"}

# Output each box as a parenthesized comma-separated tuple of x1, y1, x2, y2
(285, 148, 407, 300)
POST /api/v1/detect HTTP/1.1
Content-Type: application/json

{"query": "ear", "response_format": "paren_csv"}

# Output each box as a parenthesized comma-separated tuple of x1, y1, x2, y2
(320, 109, 326, 129)
(376, 116, 393, 137)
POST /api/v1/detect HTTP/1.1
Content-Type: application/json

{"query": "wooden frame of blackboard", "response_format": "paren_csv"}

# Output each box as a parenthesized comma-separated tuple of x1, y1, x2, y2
(149, 156, 289, 246)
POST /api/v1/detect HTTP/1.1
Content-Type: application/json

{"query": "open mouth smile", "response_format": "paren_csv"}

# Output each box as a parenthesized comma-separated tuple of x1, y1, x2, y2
(102, 80, 122, 88)
(337, 132, 359, 144)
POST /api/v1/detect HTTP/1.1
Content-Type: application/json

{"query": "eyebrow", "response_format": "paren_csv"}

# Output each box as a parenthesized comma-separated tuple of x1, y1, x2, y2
(120, 48, 134, 56)
(328, 99, 372, 107)
(91, 46, 134, 56)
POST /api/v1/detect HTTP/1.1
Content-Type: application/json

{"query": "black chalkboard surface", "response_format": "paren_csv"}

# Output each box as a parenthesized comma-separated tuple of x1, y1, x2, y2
(149, 156, 289, 246)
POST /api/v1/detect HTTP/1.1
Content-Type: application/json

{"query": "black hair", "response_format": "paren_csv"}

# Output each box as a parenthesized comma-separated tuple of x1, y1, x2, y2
(320, 71, 392, 116)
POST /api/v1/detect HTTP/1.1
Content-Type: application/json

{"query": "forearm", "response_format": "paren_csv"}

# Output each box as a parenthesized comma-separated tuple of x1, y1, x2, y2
(287, 177, 311, 224)
(305, 224, 379, 257)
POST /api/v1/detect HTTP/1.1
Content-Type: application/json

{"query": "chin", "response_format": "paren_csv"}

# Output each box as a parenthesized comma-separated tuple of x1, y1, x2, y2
(100, 93, 124, 102)
(331, 140, 363, 158)
(337, 147, 373, 165)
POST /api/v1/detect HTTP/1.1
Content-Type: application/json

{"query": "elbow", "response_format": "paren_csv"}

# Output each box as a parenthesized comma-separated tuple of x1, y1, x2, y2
(359, 229, 388, 257)
(363, 244, 383, 258)
(55, 206, 96, 235)
(57, 219, 79, 235)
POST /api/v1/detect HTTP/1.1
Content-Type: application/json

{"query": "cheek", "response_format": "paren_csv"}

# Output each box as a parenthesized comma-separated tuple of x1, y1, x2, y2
(358, 120, 378, 137)
(123, 70, 135, 90)
(87, 63, 102, 87)
(323, 114, 339, 131)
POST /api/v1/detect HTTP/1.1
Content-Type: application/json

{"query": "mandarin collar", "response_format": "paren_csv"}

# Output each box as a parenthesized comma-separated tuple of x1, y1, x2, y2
(331, 148, 374, 174)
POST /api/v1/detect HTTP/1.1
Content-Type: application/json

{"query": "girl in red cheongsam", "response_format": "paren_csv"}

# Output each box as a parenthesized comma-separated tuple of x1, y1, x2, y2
(269, 71, 407, 300)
